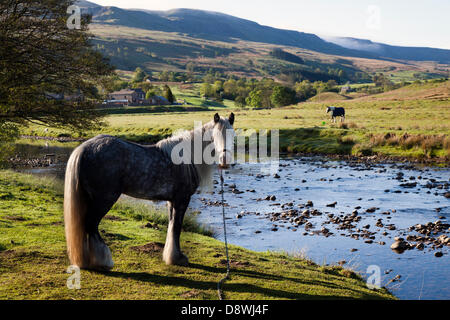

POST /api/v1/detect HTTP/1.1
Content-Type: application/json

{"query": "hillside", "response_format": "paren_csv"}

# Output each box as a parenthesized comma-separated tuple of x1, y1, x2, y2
(79, 1, 450, 63)
(306, 80, 450, 103)
(308, 92, 351, 102)
(88, 23, 447, 82)
(77, 1, 449, 81)
(356, 80, 450, 101)
(79, 2, 370, 59)
(74, 1, 450, 82)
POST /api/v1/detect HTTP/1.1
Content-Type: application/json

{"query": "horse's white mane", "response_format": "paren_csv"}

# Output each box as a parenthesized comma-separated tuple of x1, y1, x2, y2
(156, 121, 215, 156)
(156, 120, 217, 188)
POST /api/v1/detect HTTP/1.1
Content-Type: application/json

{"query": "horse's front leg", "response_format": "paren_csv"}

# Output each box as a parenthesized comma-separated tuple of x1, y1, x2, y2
(163, 199, 189, 266)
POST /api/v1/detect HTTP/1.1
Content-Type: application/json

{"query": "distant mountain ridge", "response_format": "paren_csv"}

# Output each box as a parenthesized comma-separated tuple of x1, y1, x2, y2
(321, 36, 450, 63)
(77, 1, 450, 64)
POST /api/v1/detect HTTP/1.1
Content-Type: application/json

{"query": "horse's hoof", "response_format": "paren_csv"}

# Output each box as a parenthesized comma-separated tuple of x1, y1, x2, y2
(163, 252, 189, 266)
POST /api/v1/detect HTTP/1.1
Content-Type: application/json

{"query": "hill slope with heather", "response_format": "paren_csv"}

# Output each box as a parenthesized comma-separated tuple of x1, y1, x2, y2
(77, 1, 449, 80)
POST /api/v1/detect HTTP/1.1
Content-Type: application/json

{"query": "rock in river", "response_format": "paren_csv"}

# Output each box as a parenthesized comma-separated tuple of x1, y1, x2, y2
(391, 240, 409, 253)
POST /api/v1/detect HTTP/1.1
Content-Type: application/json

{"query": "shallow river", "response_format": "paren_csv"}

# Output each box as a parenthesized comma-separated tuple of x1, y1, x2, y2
(20, 142, 449, 299)
(185, 158, 449, 300)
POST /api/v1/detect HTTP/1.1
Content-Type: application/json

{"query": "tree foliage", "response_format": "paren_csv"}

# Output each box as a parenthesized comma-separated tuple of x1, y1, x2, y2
(270, 86, 296, 107)
(246, 89, 263, 108)
(270, 48, 304, 64)
(163, 85, 175, 104)
(294, 80, 315, 101)
(145, 86, 162, 99)
(0, 122, 19, 166)
(132, 67, 147, 83)
(0, 0, 114, 131)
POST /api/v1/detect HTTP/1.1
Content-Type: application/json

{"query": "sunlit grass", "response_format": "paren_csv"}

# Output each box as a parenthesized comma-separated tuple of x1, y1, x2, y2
(0, 170, 394, 299)
(18, 82, 450, 160)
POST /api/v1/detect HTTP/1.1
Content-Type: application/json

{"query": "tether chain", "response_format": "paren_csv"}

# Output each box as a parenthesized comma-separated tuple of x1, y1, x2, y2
(217, 169, 231, 300)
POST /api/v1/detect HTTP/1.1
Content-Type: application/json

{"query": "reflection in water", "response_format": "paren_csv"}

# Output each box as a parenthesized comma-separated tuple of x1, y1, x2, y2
(12, 139, 78, 178)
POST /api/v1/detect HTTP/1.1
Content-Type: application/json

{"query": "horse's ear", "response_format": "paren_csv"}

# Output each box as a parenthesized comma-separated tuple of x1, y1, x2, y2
(228, 112, 235, 126)
(214, 113, 220, 123)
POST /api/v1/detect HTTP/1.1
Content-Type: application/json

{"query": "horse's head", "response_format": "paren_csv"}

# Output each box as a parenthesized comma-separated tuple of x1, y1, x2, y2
(212, 112, 235, 169)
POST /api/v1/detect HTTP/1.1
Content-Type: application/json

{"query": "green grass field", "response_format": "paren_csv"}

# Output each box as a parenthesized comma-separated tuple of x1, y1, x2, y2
(0, 170, 394, 299)
(18, 81, 450, 161)
(171, 85, 237, 109)
(385, 70, 445, 83)
(2, 81, 447, 300)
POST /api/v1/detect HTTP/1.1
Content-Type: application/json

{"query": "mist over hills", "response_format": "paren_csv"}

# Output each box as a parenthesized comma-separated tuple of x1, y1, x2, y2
(321, 36, 450, 63)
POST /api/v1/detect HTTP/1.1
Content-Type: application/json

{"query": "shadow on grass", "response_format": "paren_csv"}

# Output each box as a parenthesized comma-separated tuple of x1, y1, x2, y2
(99, 106, 210, 115)
(195, 100, 229, 109)
(188, 263, 385, 299)
(101, 262, 386, 300)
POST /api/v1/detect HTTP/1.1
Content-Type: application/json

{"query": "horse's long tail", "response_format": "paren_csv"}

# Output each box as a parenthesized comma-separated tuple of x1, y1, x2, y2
(64, 146, 89, 268)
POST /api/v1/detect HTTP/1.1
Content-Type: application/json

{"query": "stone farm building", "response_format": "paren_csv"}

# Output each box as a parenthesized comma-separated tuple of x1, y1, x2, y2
(108, 88, 145, 104)
(105, 88, 172, 107)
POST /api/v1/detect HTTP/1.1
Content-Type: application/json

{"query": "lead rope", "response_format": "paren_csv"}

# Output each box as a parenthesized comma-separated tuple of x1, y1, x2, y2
(217, 168, 230, 300)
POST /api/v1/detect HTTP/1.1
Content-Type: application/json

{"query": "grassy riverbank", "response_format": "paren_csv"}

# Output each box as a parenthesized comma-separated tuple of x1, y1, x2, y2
(0, 170, 393, 299)
(18, 81, 450, 162)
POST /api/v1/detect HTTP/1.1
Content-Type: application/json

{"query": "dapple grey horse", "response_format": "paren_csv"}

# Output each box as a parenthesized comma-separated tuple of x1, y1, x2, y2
(326, 106, 345, 123)
(64, 113, 235, 270)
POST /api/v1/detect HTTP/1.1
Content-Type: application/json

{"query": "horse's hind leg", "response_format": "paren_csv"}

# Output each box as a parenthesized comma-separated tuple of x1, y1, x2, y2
(85, 194, 120, 271)
(163, 198, 189, 266)
(87, 230, 113, 271)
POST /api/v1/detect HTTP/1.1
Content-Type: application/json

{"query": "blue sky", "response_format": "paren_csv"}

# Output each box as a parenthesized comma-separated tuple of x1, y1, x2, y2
(91, 0, 450, 49)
